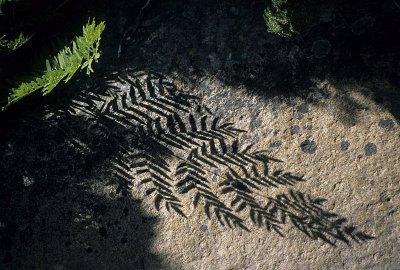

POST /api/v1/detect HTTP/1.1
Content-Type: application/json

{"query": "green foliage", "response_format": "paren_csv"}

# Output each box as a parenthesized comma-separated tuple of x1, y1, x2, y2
(264, 0, 316, 37)
(0, 0, 106, 111)
(0, 33, 31, 51)
(2, 20, 105, 110)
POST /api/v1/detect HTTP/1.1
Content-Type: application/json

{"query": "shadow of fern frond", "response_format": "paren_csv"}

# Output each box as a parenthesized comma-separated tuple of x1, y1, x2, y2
(188, 141, 305, 233)
(219, 170, 287, 235)
(104, 150, 135, 197)
(151, 114, 245, 155)
(131, 147, 185, 217)
(173, 140, 273, 229)
(175, 163, 247, 229)
(265, 190, 374, 245)
(65, 70, 200, 127)
(39, 69, 373, 245)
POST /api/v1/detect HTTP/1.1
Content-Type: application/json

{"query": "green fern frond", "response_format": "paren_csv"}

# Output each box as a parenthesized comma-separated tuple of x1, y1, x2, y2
(0, 33, 31, 51)
(2, 19, 105, 110)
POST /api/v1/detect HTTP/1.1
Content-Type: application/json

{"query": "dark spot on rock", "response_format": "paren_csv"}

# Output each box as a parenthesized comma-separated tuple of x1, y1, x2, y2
(378, 119, 395, 130)
(300, 140, 317, 154)
(98, 227, 108, 238)
(200, 224, 208, 232)
(340, 141, 350, 151)
(296, 103, 309, 114)
(86, 247, 93, 254)
(65, 240, 71, 247)
(357, 154, 363, 160)
(270, 140, 282, 148)
(120, 237, 127, 244)
(364, 143, 377, 156)
(386, 197, 391, 202)
(312, 40, 331, 58)
(290, 125, 300, 135)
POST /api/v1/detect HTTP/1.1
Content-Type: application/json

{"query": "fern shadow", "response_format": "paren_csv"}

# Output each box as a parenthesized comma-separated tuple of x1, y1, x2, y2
(0, 67, 374, 268)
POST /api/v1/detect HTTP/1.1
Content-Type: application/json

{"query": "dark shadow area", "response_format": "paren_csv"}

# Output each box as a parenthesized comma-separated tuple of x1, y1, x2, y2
(116, 0, 400, 124)
(0, 113, 165, 269)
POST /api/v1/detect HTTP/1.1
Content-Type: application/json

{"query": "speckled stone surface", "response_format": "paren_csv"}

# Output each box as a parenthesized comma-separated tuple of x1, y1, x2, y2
(1, 0, 400, 269)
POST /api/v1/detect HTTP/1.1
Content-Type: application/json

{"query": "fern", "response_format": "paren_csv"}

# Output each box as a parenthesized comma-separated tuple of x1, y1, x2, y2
(263, 0, 316, 37)
(0, 33, 31, 51)
(2, 19, 105, 111)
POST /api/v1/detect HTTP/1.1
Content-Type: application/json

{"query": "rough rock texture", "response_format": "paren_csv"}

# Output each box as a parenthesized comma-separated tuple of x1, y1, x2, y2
(1, 0, 400, 269)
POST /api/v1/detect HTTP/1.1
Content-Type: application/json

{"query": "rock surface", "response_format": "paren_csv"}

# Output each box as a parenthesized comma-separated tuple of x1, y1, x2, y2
(1, 0, 400, 269)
